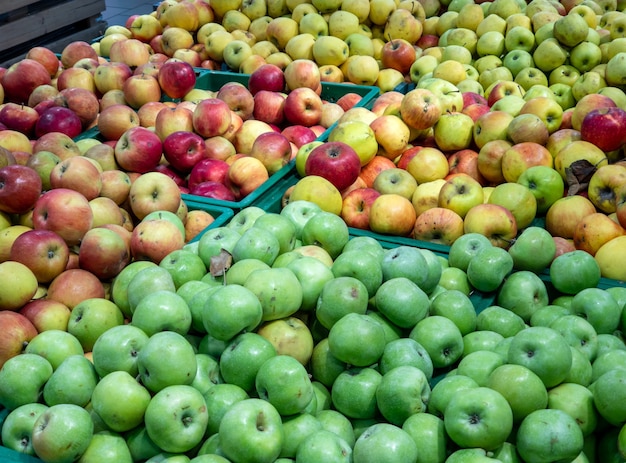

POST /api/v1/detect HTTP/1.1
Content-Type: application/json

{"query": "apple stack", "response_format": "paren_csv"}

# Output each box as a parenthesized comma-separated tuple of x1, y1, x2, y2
(2, 194, 626, 463)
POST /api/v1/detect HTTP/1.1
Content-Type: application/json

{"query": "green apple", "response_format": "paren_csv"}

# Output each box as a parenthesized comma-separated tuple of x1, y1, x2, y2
(78, 430, 133, 463)
(315, 276, 369, 330)
(427, 374, 479, 419)
(226, 206, 265, 234)
(496, 270, 549, 322)
(295, 429, 352, 463)
(502, 49, 534, 78)
(597, 332, 626, 358)
(549, 314, 599, 362)
(341, 235, 385, 261)
(126, 265, 177, 314)
(570, 287, 622, 335)
(467, 246, 514, 293)
(137, 331, 198, 392)
(219, 332, 276, 392)
(0, 402, 48, 455)
(409, 315, 464, 369)
(31, 404, 94, 463)
(507, 225, 557, 272)
(591, 369, 626, 425)
(187, 286, 221, 333)
(379, 337, 434, 379)
(445, 448, 500, 462)
(42, 354, 97, 407)
(280, 199, 322, 241)
(376, 365, 430, 425)
(203, 383, 249, 436)
(331, 250, 383, 299)
(463, 330, 505, 357)
(548, 382, 597, 436)
(549, 64, 581, 87)
(301, 211, 350, 259)
(592, 349, 626, 383)
(352, 423, 418, 463)
(252, 212, 296, 255)
(331, 367, 382, 419)
(243, 267, 303, 321)
(529, 304, 571, 328)
(444, 386, 513, 450)
(201, 284, 263, 341)
(418, 248, 444, 295)
(131, 290, 192, 336)
(159, 249, 207, 289)
(549, 250, 602, 295)
(373, 277, 430, 329)
(516, 409, 584, 462)
(550, 82, 576, 110)
(197, 226, 241, 269)
(553, 11, 590, 48)
(486, 363, 548, 423)
(328, 312, 386, 367)
(67, 298, 124, 352)
(563, 346, 593, 387)
(279, 412, 322, 459)
(329, 120, 378, 166)
(232, 226, 281, 266)
(380, 245, 434, 293)
(91, 324, 149, 378)
(402, 412, 447, 463)
(429, 289, 477, 336)
(456, 350, 505, 387)
(0, 353, 53, 410)
(255, 354, 314, 415)
(91, 370, 151, 432)
(505, 26, 535, 53)
(507, 326, 573, 388)
(144, 385, 209, 453)
(438, 266, 472, 295)
(124, 425, 161, 462)
(316, 409, 355, 447)
(475, 305, 526, 338)
(224, 258, 270, 286)
(24, 329, 84, 370)
(310, 337, 347, 388)
(191, 353, 221, 395)
(111, 260, 157, 318)
(533, 38, 568, 73)
(218, 398, 284, 462)
(286, 256, 334, 312)
(448, 233, 492, 272)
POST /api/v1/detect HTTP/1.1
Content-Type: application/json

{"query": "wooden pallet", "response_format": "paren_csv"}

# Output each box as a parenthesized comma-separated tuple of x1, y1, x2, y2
(0, 0, 107, 67)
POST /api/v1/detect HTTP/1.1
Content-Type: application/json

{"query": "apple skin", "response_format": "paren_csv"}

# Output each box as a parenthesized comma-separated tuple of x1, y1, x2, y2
(1, 58, 52, 104)
(114, 126, 164, 174)
(158, 59, 197, 99)
(248, 63, 286, 94)
(32, 188, 94, 247)
(0, 164, 43, 215)
(305, 141, 362, 192)
(162, 130, 208, 174)
(35, 106, 83, 139)
(0, 311, 39, 369)
(9, 229, 70, 284)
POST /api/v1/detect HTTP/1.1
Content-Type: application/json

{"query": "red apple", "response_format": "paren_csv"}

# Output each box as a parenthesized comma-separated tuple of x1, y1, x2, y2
(153, 164, 186, 187)
(114, 126, 163, 173)
(252, 90, 286, 126)
(225, 156, 269, 199)
(205, 136, 236, 161)
(130, 218, 185, 263)
(188, 158, 231, 190)
(163, 130, 208, 173)
(32, 188, 94, 246)
(9, 229, 70, 283)
(46, 268, 106, 310)
(248, 63, 286, 95)
(0, 102, 40, 136)
(25, 46, 60, 78)
(305, 141, 362, 191)
(0, 311, 38, 369)
(1, 58, 52, 104)
(281, 125, 317, 148)
(158, 59, 197, 99)
(283, 87, 323, 127)
(78, 226, 131, 280)
(122, 73, 162, 109)
(97, 104, 141, 141)
(49, 156, 103, 201)
(249, 131, 292, 175)
(0, 164, 43, 214)
(216, 82, 255, 121)
(341, 187, 381, 229)
(52, 87, 100, 129)
(20, 299, 71, 333)
(93, 61, 134, 94)
(189, 180, 238, 201)
(381, 38, 417, 74)
(35, 106, 82, 138)
(55, 67, 95, 93)
(193, 98, 232, 138)
(60, 41, 99, 69)
(580, 106, 626, 152)
(154, 104, 194, 141)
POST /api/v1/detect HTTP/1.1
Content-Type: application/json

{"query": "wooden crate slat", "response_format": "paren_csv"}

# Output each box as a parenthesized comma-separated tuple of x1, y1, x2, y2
(0, 0, 42, 16)
(0, 0, 106, 52)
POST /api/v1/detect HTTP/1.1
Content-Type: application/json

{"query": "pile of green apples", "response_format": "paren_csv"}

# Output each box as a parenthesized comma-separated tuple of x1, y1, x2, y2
(2, 200, 626, 463)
